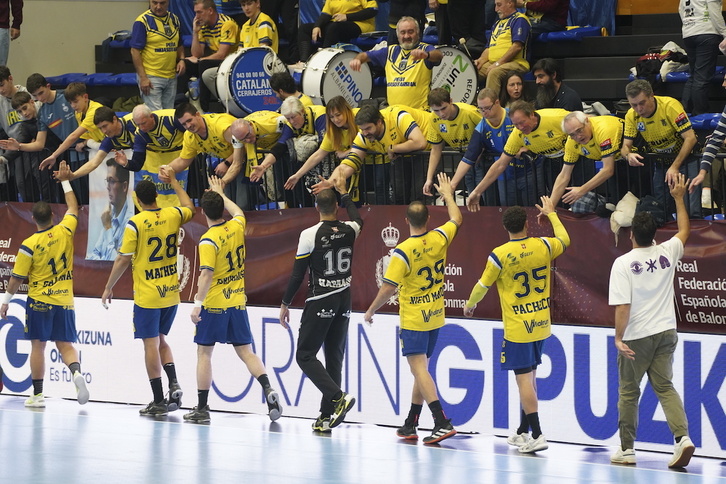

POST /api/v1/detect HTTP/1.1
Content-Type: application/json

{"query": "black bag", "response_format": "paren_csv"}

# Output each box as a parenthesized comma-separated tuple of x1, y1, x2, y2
(635, 195, 667, 227)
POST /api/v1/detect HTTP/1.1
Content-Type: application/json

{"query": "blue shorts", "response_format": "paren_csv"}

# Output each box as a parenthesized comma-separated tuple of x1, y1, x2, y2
(501, 338, 545, 372)
(194, 306, 253, 346)
(133, 304, 177, 339)
(400, 328, 440, 357)
(25, 297, 77, 342)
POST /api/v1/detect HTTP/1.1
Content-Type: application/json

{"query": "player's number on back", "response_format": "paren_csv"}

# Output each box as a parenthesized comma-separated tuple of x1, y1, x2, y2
(148, 234, 178, 262)
(225, 245, 245, 272)
(323, 247, 352, 276)
(418, 258, 444, 291)
(47, 253, 68, 275)
(513, 265, 547, 298)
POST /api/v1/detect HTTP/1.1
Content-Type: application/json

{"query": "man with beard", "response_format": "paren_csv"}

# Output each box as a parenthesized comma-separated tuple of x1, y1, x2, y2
(349, 16, 442, 110)
(532, 58, 582, 112)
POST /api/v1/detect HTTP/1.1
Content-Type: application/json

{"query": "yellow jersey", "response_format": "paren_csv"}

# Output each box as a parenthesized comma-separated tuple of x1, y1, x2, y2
(382, 220, 459, 331)
(240, 11, 279, 52)
(322, 0, 377, 33)
(489, 11, 530, 69)
(427, 103, 482, 150)
(503, 109, 569, 158)
(131, 9, 181, 78)
(119, 206, 194, 308)
(369, 43, 437, 110)
(77, 100, 106, 142)
(180, 113, 236, 160)
(199, 215, 247, 309)
(198, 13, 239, 53)
(564, 115, 624, 164)
(624, 96, 692, 154)
(12, 214, 78, 307)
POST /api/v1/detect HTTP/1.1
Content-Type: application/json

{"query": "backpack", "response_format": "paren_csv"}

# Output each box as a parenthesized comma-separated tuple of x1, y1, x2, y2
(635, 195, 667, 227)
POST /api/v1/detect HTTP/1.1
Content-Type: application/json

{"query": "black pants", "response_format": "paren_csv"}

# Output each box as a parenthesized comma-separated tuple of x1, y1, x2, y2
(298, 21, 363, 61)
(296, 289, 351, 415)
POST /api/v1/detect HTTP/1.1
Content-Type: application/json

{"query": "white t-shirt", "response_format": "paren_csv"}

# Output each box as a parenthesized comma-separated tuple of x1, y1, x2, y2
(680, 0, 726, 38)
(608, 237, 684, 341)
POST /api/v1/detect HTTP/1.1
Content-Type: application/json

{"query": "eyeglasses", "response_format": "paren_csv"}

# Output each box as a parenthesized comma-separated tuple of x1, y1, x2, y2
(478, 103, 496, 113)
(566, 126, 586, 138)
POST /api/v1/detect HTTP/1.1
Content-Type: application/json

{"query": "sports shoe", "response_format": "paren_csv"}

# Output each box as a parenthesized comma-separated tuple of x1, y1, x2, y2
(518, 434, 548, 453)
(139, 400, 168, 417)
(610, 447, 636, 465)
(329, 392, 355, 428)
(73, 371, 89, 405)
(183, 405, 211, 423)
(423, 419, 457, 444)
(507, 432, 530, 447)
(25, 393, 45, 408)
(312, 414, 332, 433)
(668, 436, 695, 468)
(265, 388, 282, 422)
(396, 421, 418, 440)
(167, 380, 183, 412)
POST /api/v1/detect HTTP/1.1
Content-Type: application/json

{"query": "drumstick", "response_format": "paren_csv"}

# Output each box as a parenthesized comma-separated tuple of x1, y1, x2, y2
(459, 38, 472, 59)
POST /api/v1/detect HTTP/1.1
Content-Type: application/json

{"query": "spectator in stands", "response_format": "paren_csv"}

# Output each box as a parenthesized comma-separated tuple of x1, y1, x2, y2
(7, 92, 53, 202)
(621, 80, 702, 218)
(550, 111, 624, 211)
(0, 65, 28, 200)
(180, 0, 239, 112)
(474, 0, 531, 98)
(296, 0, 378, 63)
(349, 16, 443, 110)
(386, 0, 427, 45)
(448, 0, 488, 57)
(500, 70, 530, 108)
(130, 0, 184, 110)
(89, 159, 132, 261)
(532, 58, 583, 111)
(0, 0, 21, 67)
(429, 0, 452, 46)
(516, 0, 568, 37)
(41, 82, 107, 170)
(269, 72, 313, 106)
(691, 103, 726, 203)
(679, 0, 726, 116)
(424, 88, 483, 198)
(466, 101, 568, 211)
(284, 96, 359, 196)
(260, 0, 298, 63)
(314, 105, 428, 205)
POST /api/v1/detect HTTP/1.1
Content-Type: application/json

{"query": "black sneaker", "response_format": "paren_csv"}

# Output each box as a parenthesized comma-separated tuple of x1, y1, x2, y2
(139, 401, 168, 417)
(396, 421, 418, 440)
(329, 392, 355, 428)
(312, 414, 332, 432)
(265, 388, 282, 422)
(167, 380, 183, 412)
(183, 405, 211, 423)
(422, 419, 456, 444)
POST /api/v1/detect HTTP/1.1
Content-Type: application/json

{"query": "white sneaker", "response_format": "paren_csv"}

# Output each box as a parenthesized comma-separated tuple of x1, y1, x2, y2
(73, 371, 89, 405)
(668, 436, 695, 468)
(702, 187, 712, 209)
(25, 393, 45, 408)
(507, 432, 530, 447)
(518, 434, 548, 453)
(611, 447, 636, 465)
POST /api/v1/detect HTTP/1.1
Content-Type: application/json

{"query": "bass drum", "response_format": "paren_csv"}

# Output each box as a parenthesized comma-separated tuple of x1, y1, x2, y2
(217, 46, 287, 116)
(301, 48, 372, 107)
(431, 46, 477, 105)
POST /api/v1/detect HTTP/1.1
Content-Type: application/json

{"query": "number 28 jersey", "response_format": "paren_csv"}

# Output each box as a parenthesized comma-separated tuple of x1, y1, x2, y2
(199, 215, 247, 309)
(119, 206, 194, 308)
(383, 221, 459, 331)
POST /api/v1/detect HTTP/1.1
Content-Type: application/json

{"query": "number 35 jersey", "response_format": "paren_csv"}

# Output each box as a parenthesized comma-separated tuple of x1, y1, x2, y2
(198, 215, 247, 309)
(383, 221, 459, 332)
(478, 235, 567, 343)
(120, 206, 194, 308)
(12, 214, 78, 306)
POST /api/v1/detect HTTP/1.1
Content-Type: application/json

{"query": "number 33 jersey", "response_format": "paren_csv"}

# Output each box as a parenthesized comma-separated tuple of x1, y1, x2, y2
(120, 206, 194, 308)
(383, 221, 459, 332)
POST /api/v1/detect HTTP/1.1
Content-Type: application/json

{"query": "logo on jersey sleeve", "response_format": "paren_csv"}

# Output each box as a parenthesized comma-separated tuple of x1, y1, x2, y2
(675, 112, 689, 128)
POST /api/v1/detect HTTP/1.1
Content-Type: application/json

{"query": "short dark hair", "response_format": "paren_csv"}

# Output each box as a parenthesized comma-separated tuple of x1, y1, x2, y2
(0, 66, 11, 83)
(26, 74, 48, 94)
(532, 58, 561, 81)
(406, 201, 428, 229)
(135, 180, 158, 205)
(315, 189, 338, 215)
(174, 102, 198, 120)
(64, 82, 88, 102)
(201, 191, 224, 220)
(194, 0, 216, 10)
(428, 87, 452, 108)
(355, 105, 382, 126)
(32, 201, 53, 226)
(269, 72, 296, 94)
(502, 206, 527, 234)
(93, 106, 117, 125)
(509, 100, 536, 118)
(11, 91, 31, 109)
(631, 212, 657, 246)
(106, 158, 130, 184)
(625, 79, 653, 99)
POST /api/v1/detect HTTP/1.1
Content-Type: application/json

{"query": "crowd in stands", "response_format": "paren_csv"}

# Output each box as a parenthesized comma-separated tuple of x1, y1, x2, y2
(0, 0, 722, 220)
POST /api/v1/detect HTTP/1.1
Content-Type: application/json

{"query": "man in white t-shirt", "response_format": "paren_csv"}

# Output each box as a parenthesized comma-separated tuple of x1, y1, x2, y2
(608, 173, 695, 469)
